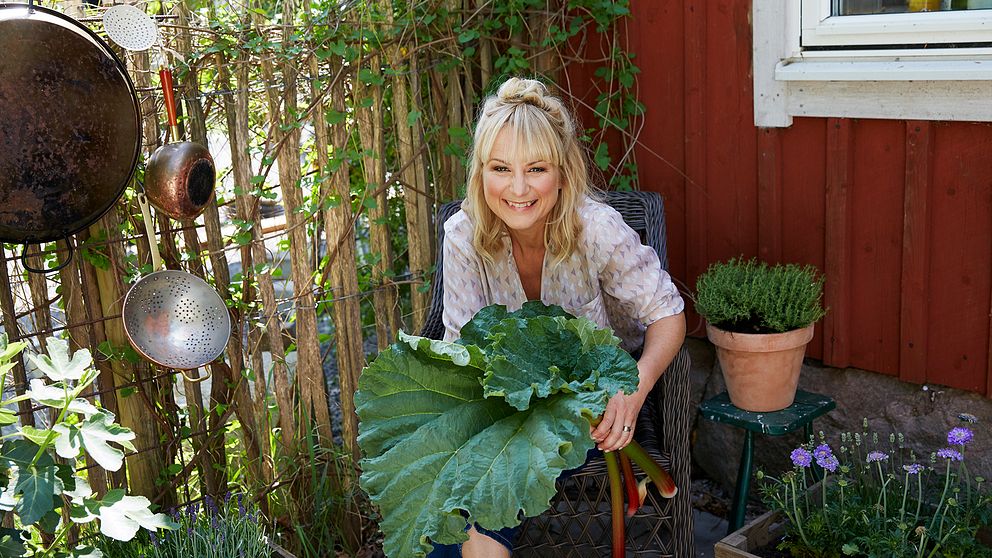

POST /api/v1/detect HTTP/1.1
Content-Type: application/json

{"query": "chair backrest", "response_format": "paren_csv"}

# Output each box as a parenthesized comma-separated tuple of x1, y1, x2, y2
(419, 190, 670, 340)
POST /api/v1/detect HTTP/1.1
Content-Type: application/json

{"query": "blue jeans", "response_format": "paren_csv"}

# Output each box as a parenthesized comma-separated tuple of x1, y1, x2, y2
(426, 448, 603, 557)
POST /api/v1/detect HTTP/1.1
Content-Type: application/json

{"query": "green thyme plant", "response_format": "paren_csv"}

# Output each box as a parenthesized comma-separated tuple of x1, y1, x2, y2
(757, 417, 992, 558)
(0, 334, 177, 558)
(694, 257, 826, 334)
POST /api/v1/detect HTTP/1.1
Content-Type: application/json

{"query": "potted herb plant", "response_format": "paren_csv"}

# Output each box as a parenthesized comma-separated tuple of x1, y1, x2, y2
(715, 417, 992, 558)
(695, 257, 826, 412)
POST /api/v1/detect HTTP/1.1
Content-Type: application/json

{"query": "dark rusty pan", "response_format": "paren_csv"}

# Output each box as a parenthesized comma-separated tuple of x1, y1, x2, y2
(0, 2, 141, 272)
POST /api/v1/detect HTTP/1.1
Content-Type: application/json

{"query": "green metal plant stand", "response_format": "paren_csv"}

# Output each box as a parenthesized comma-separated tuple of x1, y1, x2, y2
(699, 389, 836, 534)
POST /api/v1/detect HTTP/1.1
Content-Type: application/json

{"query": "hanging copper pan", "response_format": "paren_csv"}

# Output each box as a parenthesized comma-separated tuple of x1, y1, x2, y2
(0, 2, 141, 271)
(144, 67, 216, 221)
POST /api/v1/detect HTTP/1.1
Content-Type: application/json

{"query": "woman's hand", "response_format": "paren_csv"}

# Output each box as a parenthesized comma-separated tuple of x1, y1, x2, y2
(591, 388, 647, 452)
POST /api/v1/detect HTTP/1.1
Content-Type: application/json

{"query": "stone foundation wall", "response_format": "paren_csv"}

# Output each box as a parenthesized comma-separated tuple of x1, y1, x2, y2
(687, 338, 992, 493)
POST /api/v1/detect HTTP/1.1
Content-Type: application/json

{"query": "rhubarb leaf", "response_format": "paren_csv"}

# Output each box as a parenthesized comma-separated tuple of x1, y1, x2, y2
(357, 303, 640, 558)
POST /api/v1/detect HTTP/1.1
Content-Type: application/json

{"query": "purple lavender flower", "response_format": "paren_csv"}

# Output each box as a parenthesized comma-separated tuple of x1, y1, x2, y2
(866, 451, 889, 463)
(819, 455, 840, 473)
(791, 447, 813, 468)
(947, 427, 974, 446)
(936, 448, 963, 461)
(237, 493, 245, 517)
(150, 532, 159, 547)
(903, 463, 924, 475)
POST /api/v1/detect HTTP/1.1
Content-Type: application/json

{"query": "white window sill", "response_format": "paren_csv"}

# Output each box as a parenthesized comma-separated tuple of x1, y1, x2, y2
(775, 57, 992, 81)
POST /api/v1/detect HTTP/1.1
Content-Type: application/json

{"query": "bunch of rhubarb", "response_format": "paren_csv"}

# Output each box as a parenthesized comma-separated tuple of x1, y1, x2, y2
(356, 302, 676, 558)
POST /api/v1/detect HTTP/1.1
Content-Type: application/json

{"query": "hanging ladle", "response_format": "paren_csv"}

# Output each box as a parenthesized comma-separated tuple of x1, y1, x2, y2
(103, 4, 216, 221)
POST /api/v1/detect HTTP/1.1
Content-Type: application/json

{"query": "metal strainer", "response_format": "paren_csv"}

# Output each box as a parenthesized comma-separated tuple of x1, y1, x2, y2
(102, 4, 158, 52)
(123, 270, 231, 370)
(122, 195, 230, 372)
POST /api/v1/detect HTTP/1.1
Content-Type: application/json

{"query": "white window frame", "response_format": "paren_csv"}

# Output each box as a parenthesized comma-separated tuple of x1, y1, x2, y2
(753, 0, 992, 127)
(801, 0, 992, 47)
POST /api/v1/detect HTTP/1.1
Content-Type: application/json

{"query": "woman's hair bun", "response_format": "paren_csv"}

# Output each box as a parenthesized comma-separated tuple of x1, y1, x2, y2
(496, 77, 553, 111)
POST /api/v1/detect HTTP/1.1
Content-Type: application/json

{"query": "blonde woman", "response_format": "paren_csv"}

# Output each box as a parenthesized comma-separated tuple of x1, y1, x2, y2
(433, 77, 686, 557)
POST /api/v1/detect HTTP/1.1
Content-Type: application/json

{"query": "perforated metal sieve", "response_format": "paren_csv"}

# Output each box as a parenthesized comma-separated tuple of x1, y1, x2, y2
(102, 4, 158, 52)
(122, 270, 231, 370)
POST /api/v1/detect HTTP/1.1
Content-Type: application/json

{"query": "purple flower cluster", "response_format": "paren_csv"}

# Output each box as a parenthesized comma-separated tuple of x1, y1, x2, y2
(936, 448, 963, 461)
(947, 427, 974, 446)
(814, 444, 839, 472)
(791, 447, 813, 468)
(866, 451, 889, 463)
(903, 463, 924, 475)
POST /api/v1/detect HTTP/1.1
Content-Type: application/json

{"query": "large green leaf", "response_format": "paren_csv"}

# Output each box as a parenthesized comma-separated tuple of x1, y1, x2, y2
(358, 340, 605, 557)
(54, 411, 135, 472)
(14, 464, 57, 524)
(357, 305, 640, 558)
(458, 301, 572, 349)
(24, 337, 91, 382)
(0, 527, 25, 557)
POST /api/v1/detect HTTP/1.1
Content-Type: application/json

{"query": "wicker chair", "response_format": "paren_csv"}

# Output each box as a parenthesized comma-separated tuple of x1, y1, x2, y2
(418, 190, 693, 557)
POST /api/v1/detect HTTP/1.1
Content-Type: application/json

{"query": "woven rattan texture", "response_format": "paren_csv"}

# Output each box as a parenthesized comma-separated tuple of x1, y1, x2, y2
(419, 191, 693, 557)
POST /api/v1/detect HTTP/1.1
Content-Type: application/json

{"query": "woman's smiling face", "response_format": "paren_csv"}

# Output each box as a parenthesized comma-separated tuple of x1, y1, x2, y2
(482, 126, 561, 242)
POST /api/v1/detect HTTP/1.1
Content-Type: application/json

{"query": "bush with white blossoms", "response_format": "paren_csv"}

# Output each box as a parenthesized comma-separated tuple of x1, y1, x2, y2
(758, 416, 992, 558)
(0, 335, 177, 557)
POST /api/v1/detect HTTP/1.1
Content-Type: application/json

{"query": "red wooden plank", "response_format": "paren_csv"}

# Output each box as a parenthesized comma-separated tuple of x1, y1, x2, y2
(703, 0, 757, 262)
(757, 128, 783, 263)
(927, 122, 992, 394)
(900, 121, 933, 385)
(847, 120, 904, 376)
(780, 118, 827, 360)
(628, 0, 687, 283)
(684, 0, 707, 328)
(823, 118, 852, 368)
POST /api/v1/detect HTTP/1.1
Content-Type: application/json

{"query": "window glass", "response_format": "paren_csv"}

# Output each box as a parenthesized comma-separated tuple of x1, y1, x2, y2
(835, 0, 992, 15)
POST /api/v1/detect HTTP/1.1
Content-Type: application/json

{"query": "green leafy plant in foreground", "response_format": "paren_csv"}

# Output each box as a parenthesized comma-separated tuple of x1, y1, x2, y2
(694, 257, 826, 334)
(758, 417, 992, 558)
(0, 335, 177, 557)
(356, 302, 676, 558)
(97, 493, 269, 558)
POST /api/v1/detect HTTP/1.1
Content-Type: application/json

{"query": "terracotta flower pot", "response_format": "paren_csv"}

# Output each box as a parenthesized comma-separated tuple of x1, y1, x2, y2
(705, 323, 815, 412)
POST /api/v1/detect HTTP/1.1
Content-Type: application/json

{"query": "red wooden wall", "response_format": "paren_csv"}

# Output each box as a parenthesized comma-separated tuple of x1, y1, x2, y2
(571, 0, 992, 396)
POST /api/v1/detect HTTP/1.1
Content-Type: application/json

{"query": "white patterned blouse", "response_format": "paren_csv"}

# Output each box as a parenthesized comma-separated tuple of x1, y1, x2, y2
(441, 197, 685, 352)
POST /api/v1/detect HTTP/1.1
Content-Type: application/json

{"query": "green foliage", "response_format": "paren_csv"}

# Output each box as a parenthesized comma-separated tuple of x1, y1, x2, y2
(694, 257, 826, 333)
(758, 418, 992, 558)
(97, 493, 269, 558)
(0, 335, 177, 557)
(356, 302, 638, 557)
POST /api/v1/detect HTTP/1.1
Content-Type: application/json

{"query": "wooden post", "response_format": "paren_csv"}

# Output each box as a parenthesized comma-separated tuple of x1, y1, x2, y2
(387, 8, 432, 334)
(324, 58, 365, 459)
(355, 21, 400, 349)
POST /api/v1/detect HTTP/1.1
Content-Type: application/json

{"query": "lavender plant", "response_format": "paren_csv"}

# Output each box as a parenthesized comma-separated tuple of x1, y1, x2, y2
(98, 492, 270, 558)
(758, 417, 992, 558)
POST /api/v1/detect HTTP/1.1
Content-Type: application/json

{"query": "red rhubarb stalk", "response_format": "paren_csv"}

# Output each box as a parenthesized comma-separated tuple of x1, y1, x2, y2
(620, 440, 678, 498)
(619, 450, 640, 517)
(604, 450, 625, 558)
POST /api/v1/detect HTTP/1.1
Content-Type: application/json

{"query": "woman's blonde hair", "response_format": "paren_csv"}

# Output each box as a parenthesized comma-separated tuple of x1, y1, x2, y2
(464, 77, 593, 265)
